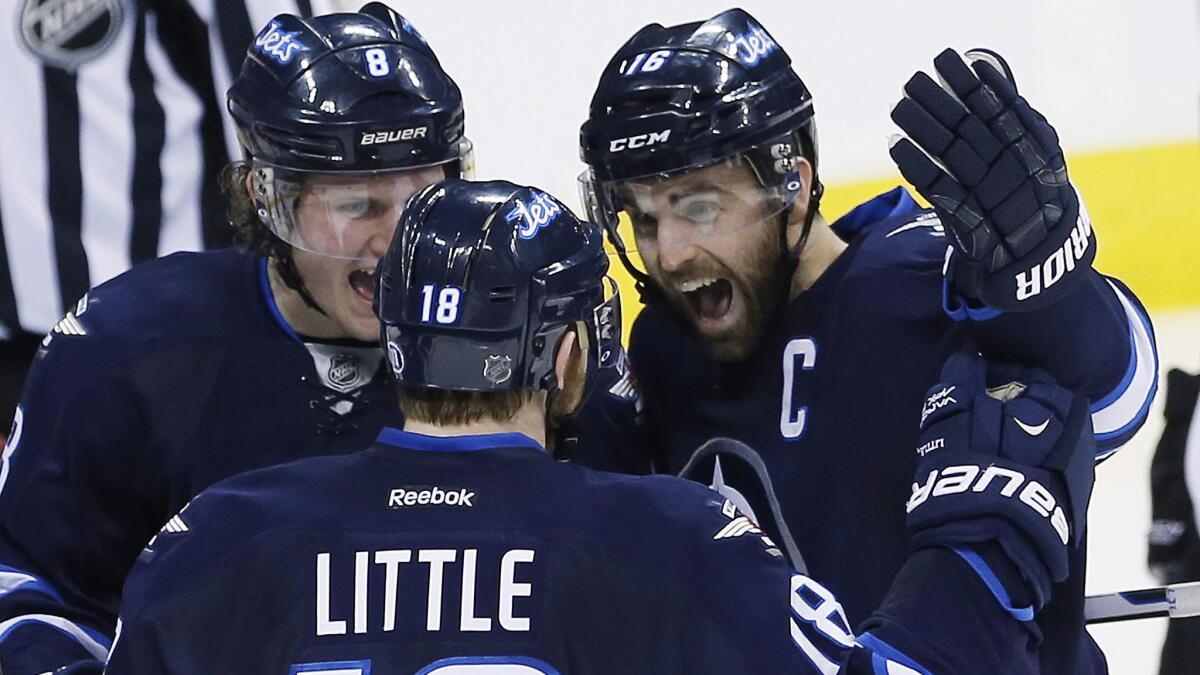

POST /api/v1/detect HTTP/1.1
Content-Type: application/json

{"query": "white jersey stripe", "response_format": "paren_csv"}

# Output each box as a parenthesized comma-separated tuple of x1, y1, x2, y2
(1090, 280, 1157, 446)
(145, 12, 205, 259)
(0, 613, 110, 659)
(78, 9, 136, 289)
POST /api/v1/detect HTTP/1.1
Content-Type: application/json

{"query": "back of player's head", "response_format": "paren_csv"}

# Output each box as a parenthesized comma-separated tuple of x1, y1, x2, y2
(376, 179, 620, 421)
(225, 3, 473, 262)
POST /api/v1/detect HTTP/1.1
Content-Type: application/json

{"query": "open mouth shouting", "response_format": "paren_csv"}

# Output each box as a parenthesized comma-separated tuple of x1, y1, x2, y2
(348, 266, 376, 306)
(678, 276, 735, 329)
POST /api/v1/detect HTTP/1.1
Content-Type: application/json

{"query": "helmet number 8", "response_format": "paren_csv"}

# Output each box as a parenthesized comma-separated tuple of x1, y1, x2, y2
(364, 47, 391, 77)
(420, 284, 462, 324)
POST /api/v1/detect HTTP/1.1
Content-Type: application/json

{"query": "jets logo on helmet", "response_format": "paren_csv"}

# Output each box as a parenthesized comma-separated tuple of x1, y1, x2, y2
(254, 20, 308, 65)
(732, 21, 777, 66)
(506, 190, 564, 240)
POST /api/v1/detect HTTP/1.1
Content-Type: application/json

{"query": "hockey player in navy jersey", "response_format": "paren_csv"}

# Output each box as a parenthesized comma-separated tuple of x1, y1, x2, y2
(576, 9, 1158, 673)
(105, 178, 1098, 674)
(0, 6, 475, 673)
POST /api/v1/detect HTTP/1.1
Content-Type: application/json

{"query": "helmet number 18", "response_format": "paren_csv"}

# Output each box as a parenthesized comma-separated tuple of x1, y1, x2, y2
(420, 285, 462, 325)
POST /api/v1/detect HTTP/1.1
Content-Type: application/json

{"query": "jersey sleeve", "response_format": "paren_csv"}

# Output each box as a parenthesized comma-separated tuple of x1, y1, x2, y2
(961, 272, 1157, 458)
(103, 492, 240, 674)
(0, 298, 163, 672)
(672, 485, 1040, 675)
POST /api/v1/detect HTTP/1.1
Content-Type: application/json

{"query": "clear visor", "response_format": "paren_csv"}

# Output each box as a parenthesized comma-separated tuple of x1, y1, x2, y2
(578, 155, 801, 279)
(252, 139, 475, 261)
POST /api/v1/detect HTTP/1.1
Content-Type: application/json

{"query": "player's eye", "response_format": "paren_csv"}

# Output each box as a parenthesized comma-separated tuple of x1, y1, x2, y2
(674, 193, 722, 231)
(629, 212, 658, 240)
(330, 198, 378, 219)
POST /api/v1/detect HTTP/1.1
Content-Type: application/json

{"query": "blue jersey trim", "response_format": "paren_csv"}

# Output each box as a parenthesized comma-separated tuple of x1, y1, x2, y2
(857, 632, 932, 675)
(950, 546, 1035, 622)
(414, 656, 560, 675)
(1089, 302, 1143, 413)
(942, 279, 1003, 322)
(258, 258, 303, 345)
(0, 564, 65, 604)
(376, 427, 547, 454)
(290, 660, 372, 674)
(830, 187, 922, 240)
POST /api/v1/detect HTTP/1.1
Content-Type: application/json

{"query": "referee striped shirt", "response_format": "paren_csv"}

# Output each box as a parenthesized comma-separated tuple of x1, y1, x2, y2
(0, 0, 350, 338)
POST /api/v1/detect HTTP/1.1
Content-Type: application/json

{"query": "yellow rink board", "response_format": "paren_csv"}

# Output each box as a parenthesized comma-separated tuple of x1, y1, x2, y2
(607, 140, 1200, 342)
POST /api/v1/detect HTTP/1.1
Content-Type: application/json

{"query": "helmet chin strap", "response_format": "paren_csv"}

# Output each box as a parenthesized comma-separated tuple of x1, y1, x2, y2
(271, 241, 330, 318)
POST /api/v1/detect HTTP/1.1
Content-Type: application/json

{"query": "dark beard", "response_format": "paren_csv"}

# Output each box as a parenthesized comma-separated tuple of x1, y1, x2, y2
(659, 240, 790, 363)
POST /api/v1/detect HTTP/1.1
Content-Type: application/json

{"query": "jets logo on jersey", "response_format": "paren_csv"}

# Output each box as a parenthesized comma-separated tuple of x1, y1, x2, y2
(712, 498, 780, 556)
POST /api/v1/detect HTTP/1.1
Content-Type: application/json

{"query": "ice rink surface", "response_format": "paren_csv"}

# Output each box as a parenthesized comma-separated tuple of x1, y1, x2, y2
(1088, 307, 1200, 673)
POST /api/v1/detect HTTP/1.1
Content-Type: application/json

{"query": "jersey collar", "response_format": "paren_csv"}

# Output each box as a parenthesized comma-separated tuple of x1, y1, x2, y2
(376, 427, 548, 454)
(830, 186, 921, 241)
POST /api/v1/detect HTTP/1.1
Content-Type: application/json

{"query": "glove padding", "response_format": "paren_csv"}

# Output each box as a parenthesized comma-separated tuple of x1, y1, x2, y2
(890, 48, 1095, 313)
(906, 352, 1095, 609)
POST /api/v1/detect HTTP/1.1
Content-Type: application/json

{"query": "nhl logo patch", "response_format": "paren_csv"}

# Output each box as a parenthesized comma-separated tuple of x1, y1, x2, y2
(20, 0, 124, 70)
(483, 354, 513, 385)
(327, 354, 361, 391)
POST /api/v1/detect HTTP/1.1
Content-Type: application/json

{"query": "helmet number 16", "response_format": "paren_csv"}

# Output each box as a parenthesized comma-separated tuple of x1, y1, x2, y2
(623, 50, 671, 77)
(420, 284, 461, 325)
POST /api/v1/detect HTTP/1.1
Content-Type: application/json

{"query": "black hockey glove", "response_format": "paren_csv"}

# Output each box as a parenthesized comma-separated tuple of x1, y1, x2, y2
(890, 48, 1095, 314)
(906, 352, 1095, 612)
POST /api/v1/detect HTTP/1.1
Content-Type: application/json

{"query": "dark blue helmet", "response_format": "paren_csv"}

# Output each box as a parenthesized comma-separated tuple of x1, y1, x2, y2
(228, 2, 468, 174)
(376, 179, 620, 393)
(579, 8, 816, 184)
(578, 9, 822, 294)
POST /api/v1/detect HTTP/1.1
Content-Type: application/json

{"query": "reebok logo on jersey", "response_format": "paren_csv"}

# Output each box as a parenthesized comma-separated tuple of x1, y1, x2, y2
(1014, 417, 1050, 436)
(388, 486, 475, 508)
(907, 463, 1069, 545)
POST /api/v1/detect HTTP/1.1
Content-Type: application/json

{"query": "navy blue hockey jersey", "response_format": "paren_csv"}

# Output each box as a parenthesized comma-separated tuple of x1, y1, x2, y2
(601, 188, 1158, 672)
(105, 428, 1043, 674)
(0, 250, 402, 670)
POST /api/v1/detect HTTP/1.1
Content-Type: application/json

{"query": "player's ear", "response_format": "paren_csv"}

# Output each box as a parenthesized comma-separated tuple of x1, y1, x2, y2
(552, 329, 586, 416)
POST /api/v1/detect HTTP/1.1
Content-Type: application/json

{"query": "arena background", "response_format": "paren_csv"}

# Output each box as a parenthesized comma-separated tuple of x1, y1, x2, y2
(352, 1, 1200, 670)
